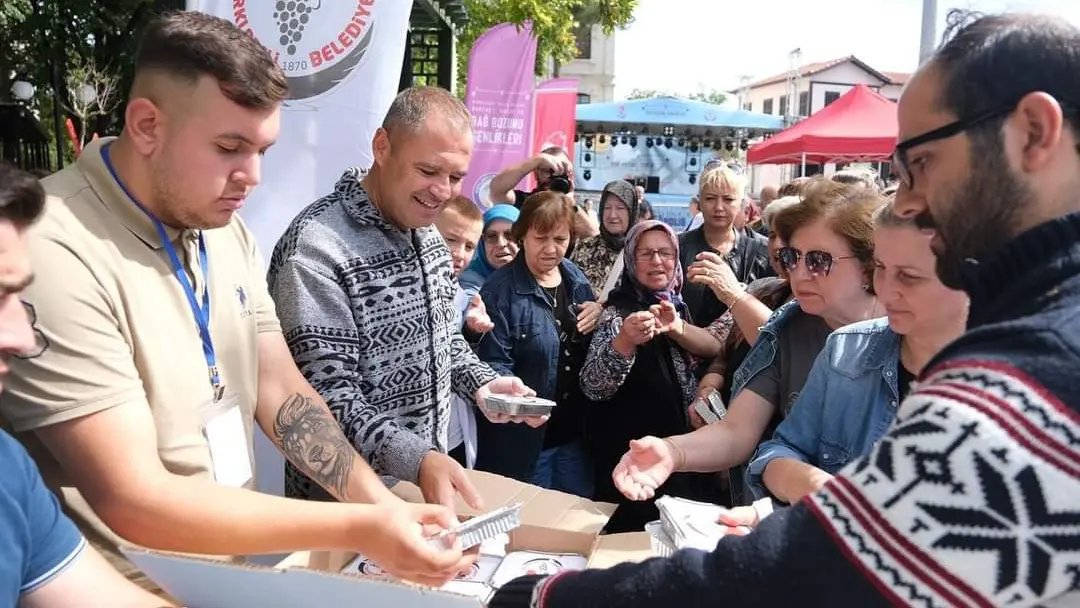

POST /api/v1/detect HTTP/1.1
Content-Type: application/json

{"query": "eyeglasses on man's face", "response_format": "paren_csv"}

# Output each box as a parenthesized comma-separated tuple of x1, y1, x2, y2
(891, 100, 1080, 189)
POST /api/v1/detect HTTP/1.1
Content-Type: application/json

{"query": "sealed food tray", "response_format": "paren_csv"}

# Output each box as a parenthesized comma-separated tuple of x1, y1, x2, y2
(644, 520, 675, 557)
(483, 395, 557, 417)
(429, 503, 523, 550)
(692, 389, 727, 425)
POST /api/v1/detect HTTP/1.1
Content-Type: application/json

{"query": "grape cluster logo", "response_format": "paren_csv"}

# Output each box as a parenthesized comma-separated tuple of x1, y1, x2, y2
(231, 0, 378, 101)
(274, 0, 320, 57)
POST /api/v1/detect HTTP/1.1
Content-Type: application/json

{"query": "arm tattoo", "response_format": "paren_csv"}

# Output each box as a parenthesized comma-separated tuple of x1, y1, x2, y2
(273, 393, 355, 500)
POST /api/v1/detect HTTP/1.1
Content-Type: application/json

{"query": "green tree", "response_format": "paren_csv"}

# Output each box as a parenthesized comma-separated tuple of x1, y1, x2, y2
(457, 0, 638, 92)
(0, 0, 177, 168)
(626, 87, 728, 105)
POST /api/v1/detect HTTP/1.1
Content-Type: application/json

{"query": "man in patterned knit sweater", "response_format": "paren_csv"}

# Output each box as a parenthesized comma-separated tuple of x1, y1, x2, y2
(268, 87, 544, 511)
(491, 11, 1080, 608)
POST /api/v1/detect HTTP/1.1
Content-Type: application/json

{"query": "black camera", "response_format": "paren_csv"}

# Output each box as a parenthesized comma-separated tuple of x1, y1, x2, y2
(543, 173, 574, 194)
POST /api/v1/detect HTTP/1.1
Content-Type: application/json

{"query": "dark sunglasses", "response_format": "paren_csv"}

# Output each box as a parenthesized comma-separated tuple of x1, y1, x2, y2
(777, 247, 855, 277)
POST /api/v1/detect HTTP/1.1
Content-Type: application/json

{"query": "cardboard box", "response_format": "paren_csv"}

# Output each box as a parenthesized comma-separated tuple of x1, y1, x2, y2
(122, 471, 655, 607)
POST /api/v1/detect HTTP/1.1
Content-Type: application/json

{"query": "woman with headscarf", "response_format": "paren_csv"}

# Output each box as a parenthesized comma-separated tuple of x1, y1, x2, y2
(580, 220, 726, 532)
(570, 180, 639, 300)
(460, 204, 521, 300)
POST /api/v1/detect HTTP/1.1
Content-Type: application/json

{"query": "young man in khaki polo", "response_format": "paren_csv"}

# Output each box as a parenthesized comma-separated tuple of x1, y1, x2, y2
(0, 12, 473, 590)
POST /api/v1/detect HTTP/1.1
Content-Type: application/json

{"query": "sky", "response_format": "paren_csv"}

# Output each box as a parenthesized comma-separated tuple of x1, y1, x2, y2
(612, 0, 1080, 102)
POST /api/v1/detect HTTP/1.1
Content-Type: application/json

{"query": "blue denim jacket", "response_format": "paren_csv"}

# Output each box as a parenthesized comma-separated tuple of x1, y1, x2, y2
(476, 256, 596, 398)
(746, 317, 901, 500)
(730, 299, 804, 398)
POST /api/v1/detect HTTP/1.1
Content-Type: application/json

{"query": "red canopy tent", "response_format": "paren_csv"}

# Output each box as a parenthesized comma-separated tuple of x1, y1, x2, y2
(747, 84, 898, 168)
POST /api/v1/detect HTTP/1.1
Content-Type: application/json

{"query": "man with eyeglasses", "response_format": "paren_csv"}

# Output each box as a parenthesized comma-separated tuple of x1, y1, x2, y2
(489, 10, 1080, 608)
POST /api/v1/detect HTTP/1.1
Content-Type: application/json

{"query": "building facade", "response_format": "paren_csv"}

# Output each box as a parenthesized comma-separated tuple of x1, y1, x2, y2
(738, 56, 908, 121)
(735, 56, 908, 195)
(558, 24, 616, 104)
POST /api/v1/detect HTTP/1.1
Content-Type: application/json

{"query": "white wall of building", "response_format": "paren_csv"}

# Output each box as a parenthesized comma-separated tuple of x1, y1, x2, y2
(879, 82, 904, 101)
(560, 24, 616, 102)
(743, 60, 898, 120)
(807, 63, 886, 111)
(744, 80, 791, 116)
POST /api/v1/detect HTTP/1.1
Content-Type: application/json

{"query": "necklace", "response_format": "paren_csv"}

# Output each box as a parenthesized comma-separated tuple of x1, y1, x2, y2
(542, 285, 559, 308)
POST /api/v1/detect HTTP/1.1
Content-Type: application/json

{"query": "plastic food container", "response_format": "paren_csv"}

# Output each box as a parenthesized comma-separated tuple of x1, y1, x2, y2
(483, 395, 557, 417)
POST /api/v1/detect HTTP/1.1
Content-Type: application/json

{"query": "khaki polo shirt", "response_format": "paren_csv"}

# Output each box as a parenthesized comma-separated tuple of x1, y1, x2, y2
(0, 137, 281, 578)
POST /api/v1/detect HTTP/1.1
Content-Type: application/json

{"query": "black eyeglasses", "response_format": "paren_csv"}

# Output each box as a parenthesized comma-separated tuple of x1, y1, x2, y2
(777, 247, 856, 277)
(892, 105, 1018, 189)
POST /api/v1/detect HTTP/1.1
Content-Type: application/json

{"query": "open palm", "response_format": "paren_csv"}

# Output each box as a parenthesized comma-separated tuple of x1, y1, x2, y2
(612, 436, 675, 501)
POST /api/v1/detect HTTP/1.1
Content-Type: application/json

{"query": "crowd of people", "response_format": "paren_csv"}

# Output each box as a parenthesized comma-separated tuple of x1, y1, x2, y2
(0, 7, 1076, 608)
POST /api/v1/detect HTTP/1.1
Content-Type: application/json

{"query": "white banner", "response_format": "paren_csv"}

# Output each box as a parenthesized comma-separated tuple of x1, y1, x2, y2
(186, 0, 411, 258)
(186, 0, 410, 497)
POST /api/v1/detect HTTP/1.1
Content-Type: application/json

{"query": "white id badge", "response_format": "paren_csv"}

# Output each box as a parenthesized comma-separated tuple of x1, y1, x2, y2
(202, 392, 253, 487)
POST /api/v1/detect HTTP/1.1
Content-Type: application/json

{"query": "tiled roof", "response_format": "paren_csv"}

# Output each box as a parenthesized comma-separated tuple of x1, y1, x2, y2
(882, 71, 912, 85)
(743, 56, 900, 90)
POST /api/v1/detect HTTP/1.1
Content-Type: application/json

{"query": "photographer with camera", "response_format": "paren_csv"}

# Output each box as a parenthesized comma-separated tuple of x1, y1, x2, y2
(489, 147, 600, 239)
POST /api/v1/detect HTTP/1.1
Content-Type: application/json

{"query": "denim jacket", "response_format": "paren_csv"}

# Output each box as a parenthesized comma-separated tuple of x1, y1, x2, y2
(476, 256, 596, 399)
(730, 299, 804, 398)
(746, 317, 901, 500)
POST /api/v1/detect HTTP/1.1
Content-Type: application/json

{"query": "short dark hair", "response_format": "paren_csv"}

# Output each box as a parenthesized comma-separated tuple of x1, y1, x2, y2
(0, 163, 46, 228)
(512, 191, 576, 244)
(135, 11, 288, 109)
(934, 11, 1080, 144)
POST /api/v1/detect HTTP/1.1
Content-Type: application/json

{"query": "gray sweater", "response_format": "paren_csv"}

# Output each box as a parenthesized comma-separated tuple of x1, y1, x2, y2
(267, 169, 498, 497)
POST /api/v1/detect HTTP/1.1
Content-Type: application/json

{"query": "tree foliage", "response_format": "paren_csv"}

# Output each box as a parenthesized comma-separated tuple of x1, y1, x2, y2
(0, 0, 178, 166)
(457, 0, 638, 90)
(626, 87, 728, 106)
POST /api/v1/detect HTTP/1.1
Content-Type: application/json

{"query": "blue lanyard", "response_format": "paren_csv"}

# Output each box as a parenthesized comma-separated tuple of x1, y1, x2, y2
(101, 144, 222, 397)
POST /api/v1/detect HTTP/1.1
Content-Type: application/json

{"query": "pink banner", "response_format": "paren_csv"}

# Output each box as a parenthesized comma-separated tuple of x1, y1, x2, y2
(531, 78, 579, 170)
(463, 23, 538, 208)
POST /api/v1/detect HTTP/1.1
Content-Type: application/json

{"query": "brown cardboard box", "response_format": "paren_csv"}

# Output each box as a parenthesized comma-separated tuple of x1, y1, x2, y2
(122, 471, 655, 607)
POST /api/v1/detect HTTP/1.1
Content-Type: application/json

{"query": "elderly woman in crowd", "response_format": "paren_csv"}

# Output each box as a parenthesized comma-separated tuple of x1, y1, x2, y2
(612, 179, 886, 506)
(570, 180, 640, 300)
(460, 204, 520, 300)
(581, 220, 728, 531)
(475, 192, 602, 496)
(747, 195, 968, 503)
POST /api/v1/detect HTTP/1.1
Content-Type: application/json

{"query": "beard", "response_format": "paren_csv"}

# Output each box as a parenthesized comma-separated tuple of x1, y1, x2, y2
(921, 133, 1034, 290)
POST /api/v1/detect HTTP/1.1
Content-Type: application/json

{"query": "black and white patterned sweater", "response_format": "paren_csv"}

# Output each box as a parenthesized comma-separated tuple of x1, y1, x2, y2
(267, 169, 498, 497)
(491, 214, 1080, 607)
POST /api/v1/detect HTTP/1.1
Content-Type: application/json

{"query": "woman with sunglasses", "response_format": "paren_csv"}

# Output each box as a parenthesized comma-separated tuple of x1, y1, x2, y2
(581, 220, 729, 532)
(612, 180, 885, 506)
(475, 192, 602, 497)
(745, 196, 968, 504)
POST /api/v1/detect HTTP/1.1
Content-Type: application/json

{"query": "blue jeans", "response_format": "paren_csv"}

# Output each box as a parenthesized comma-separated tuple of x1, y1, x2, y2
(531, 440, 594, 498)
